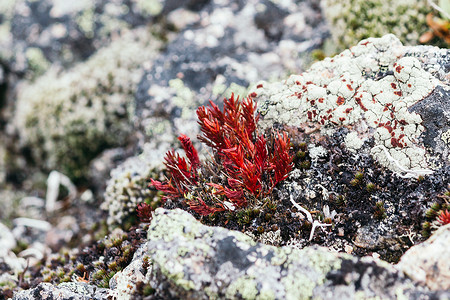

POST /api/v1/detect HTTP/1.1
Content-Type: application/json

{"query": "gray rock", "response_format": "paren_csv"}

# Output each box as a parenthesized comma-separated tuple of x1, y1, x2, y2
(12, 282, 109, 300)
(142, 208, 447, 299)
(397, 224, 450, 291)
(12, 209, 450, 299)
(251, 34, 449, 175)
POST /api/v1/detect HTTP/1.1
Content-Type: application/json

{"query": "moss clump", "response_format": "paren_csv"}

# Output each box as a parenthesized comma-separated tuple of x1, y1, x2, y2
(321, 0, 431, 50)
(14, 28, 161, 182)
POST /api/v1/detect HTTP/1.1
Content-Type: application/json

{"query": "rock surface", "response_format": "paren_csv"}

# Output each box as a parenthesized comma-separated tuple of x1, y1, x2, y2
(12, 209, 450, 299)
(251, 34, 449, 174)
(397, 224, 450, 291)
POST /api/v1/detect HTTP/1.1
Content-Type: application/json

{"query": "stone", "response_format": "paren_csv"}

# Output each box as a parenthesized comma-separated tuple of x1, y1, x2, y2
(397, 224, 450, 291)
(251, 34, 449, 175)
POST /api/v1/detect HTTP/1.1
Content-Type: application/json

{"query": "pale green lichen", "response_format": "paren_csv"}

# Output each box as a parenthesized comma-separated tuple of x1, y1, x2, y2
(281, 272, 316, 300)
(441, 129, 450, 144)
(76, 8, 95, 39)
(321, 0, 431, 50)
(136, 0, 163, 17)
(14, 28, 161, 181)
(226, 276, 258, 299)
(251, 35, 437, 174)
(256, 289, 276, 300)
(25, 47, 50, 76)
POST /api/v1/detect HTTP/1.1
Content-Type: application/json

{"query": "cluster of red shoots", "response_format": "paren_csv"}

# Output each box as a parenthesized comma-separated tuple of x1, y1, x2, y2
(438, 209, 450, 225)
(150, 94, 293, 216)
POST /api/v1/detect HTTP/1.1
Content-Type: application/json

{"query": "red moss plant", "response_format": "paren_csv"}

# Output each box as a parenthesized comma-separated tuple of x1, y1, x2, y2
(438, 209, 450, 225)
(150, 94, 293, 216)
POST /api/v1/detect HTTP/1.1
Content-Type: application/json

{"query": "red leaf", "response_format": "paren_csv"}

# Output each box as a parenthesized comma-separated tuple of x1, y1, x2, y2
(438, 209, 450, 225)
(178, 134, 200, 171)
(189, 197, 224, 216)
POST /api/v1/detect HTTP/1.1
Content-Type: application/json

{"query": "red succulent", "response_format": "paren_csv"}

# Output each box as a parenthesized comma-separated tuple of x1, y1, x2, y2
(438, 209, 450, 225)
(150, 94, 293, 215)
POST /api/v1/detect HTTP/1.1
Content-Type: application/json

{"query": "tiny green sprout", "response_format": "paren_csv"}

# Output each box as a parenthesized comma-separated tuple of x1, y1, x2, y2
(299, 142, 308, 151)
(143, 285, 155, 296)
(257, 226, 265, 234)
(350, 178, 360, 187)
(366, 182, 376, 193)
(425, 208, 436, 219)
(421, 221, 431, 237)
(299, 160, 311, 170)
(108, 261, 118, 271)
(335, 195, 346, 206)
(76, 263, 86, 273)
(417, 175, 425, 182)
(112, 237, 123, 248)
(373, 201, 387, 220)
(107, 271, 116, 280)
(296, 151, 306, 160)
(123, 248, 131, 259)
(311, 49, 326, 61)
(264, 213, 273, 221)
(354, 172, 364, 181)
(93, 269, 106, 280)
(430, 202, 441, 211)
(422, 221, 431, 230)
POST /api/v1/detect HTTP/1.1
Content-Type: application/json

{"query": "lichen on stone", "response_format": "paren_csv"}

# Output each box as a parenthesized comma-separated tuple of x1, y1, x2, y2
(14, 28, 161, 181)
(251, 34, 440, 174)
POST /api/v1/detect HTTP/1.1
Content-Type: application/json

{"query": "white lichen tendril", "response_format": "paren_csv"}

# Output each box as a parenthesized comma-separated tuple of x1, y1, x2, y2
(372, 145, 434, 178)
(290, 195, 332, 241)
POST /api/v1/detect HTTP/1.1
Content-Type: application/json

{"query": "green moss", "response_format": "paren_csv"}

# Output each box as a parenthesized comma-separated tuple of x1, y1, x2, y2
(15, 28, 161, 182)
(322, 0, 433, 50)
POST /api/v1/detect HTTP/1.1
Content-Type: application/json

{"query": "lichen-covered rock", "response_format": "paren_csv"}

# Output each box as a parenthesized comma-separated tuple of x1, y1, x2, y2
(397, 224, 450, 291)
(102, 141, 170, 227)
(141, 208, 445, 299)
(13, 28, 161, 181)
(321, 0, 433, 50)
(251, 34, 449, 174)
(12, 282, 109, 300)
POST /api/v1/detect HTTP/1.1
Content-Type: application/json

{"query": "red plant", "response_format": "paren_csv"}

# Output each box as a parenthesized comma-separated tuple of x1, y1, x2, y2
(438, 209, 450, 225)
(150, 94, 293, 215)
(136, 203, 153, 223)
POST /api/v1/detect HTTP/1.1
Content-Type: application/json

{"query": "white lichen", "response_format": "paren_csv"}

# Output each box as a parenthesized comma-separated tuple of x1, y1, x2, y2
(251, 35, 438, 174)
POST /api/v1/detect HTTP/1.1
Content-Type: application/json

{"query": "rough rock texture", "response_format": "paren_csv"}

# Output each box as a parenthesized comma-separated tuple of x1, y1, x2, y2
(12, 282, 109, 300)
(321, 0, 433, 50)
(101, 141, 169, 227)
(140, 208, 446, 299)
(397, 224, 450, 291)
(251, 34, 449, 174)
(9, 211, 450, 299)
